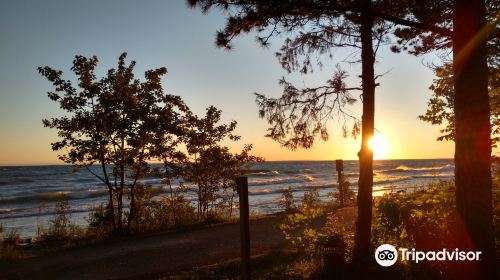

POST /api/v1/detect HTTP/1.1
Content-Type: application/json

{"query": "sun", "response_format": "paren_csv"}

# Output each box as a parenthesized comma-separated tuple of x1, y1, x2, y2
(368, 134, 389, 159)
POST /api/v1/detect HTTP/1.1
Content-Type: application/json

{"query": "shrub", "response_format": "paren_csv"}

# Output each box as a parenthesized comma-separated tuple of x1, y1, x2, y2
(372, 181, 457, 250)
(280, 188, 324, 253)
(128, 184, 198, 233)
(279, 187, 295, 213)
(87, 203, 115, 239)
(279, 187, 353, 278)
(333, 174, 355, 207)
(38, 196, 84, 243)
(128, 184, 162, 232)
(0, 229, 24, 260)
(164, 194, 198, 227)
(371, 179, 500, 278)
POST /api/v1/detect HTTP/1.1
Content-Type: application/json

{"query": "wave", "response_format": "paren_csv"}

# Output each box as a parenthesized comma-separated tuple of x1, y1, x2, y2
(245, 170, 280, 176)
(383, 164, 454, 173)
(0, 190, 108, 205)
(373, 172, 453, 185)
(247, 169, 316, 177)
(0, 206, 93, 220)
(2, 172, 452, 206)
(249, 183, 335, 196)
(374, 176, 413, 185)
(0, 208, 14, 214)
(0, 192, 76, 205)
(411, 173, 454, 180)
(86, 189, 110, 198)
(249, 174, 315, 186)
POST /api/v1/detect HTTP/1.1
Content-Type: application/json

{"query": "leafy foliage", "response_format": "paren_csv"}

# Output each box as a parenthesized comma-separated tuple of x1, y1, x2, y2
(373, 179, 500, 277)
(188, 0, 395, 149)
(333, 173, 355, 207)
(373, 181, 457, 248)
(183, 106, 263, 217)
(39, 53, 191, 233)
(419, 62, 500, 147)
(126, 184, 197, 233)
(86, 203, 115, 239)
(280, 188, 324, 253)
(256, 71, 360, 149)
(278, 187, 354, 278)
(279, 187, 295, 212)
(0, 229, 24, 260)
(41, 53, 263, 235)
(388, 0, 498, 58)
(37, 196, 84, 244)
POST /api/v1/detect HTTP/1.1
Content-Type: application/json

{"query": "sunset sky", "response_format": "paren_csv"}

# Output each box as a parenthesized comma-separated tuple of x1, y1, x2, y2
(0, 0, 462, 165)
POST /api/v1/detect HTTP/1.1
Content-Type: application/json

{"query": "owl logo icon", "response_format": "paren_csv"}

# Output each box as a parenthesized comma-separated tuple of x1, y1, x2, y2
(375, 244, 398, 266)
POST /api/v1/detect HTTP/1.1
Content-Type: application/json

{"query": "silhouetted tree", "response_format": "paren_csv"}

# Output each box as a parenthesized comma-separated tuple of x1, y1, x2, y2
(452, 3, 494, 277)
(40, 53, 189, 234)
(183, 106, 263, 217)
(148, 90, 191, 226)
(387, 1, 498, 277)
(188, 0, 394, 268)
(189, 1, 498, 275)
(419, 62, 499, 147)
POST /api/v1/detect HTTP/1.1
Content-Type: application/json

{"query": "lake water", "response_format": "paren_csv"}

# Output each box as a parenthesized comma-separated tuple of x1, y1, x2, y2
(0, 159, 454, 237)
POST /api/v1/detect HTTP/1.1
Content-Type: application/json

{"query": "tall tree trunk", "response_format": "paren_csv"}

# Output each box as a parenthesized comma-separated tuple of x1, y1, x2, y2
(118, 165, 125, 231)
(353, 0, 375, 270)
(101, 161, 116, 232)
(128, 158, 144, 232)
(453, 0, 495, 278)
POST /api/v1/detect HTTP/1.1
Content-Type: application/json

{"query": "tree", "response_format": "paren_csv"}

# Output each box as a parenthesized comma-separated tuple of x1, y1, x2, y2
(453, 2, 494, 277)
(353, 0, 376, 267)
(385, 1, 498, 276)
(183, 106, 263, 218)
(419, 61, 500, 148)
(40, 53, 189, 234)
(411, 0, 500, 149)
(148, 88, 191, 225)
(188, 0, 392, 268)
(190, 1, 498, 275)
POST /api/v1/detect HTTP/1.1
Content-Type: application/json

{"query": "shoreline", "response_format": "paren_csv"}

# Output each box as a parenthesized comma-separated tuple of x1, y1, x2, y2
(1, 185, 416, 240)
(1, 160, 455, 238)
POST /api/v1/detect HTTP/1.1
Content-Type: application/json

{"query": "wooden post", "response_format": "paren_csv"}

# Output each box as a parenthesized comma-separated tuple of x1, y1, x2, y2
(336, 159, 344, 207)
(236, 176, 251, 280)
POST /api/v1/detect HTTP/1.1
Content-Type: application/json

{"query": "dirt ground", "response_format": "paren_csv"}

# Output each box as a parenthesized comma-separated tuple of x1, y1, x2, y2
(0, 207, 357, 280)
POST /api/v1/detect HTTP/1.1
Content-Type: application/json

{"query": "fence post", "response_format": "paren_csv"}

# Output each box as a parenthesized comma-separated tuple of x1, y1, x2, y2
(236, 176, 251, 280)
(336, 159, 344, 207)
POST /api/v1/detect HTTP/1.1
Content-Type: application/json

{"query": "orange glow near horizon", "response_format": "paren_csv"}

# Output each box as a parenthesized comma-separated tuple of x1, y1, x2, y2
(369, 134, 390, 160)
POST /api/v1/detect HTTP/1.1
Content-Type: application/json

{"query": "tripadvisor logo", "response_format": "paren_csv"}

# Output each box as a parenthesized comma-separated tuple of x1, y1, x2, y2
(374, 244, 482, 267)
(375, 244, 398, 267)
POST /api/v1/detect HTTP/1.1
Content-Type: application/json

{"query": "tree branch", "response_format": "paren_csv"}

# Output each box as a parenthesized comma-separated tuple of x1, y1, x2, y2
(372, 11, 453, 38)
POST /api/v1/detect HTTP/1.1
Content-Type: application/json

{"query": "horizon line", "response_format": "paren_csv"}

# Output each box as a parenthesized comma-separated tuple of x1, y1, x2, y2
(0, 157, 455, 167)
